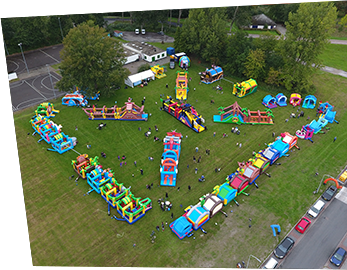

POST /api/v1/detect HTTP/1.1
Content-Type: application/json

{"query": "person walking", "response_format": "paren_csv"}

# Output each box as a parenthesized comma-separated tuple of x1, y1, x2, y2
(134, 161, 137, 167)
(195, 168, 198, 174)
(195, 146, 199, 152)
(140, 169, 143, 175)
(333, 136, 337, 142)
(188, 185, 191, 190)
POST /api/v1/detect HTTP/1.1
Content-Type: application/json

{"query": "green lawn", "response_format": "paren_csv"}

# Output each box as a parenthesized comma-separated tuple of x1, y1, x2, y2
(319, 43, 347, 71)
(13, 60, 347, 267)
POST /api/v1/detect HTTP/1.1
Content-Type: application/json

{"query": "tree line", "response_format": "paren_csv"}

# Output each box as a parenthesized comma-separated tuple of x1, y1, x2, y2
(174, 2, 339, 93)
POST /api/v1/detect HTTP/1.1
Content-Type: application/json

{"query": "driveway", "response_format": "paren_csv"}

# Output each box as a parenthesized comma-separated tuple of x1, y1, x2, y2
(121, 31, 175, 43)
(279, 189, 347, 269)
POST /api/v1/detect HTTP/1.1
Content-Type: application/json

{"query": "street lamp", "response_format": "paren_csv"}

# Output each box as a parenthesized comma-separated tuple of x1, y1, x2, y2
(18, 43, 29, 74)
(0, 28, 10, 55)
(46, 64, 56, 98)
(58, 17, 64, 41)
(246, 254, 262, 268)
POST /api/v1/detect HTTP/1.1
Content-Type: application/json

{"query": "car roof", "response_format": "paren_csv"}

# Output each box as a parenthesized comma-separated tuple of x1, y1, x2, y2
(264, 257, 278, 268)
(314, 200, 325, 207)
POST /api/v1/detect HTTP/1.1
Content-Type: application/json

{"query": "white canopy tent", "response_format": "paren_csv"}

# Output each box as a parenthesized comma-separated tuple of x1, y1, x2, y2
(124, 69, 155, 88)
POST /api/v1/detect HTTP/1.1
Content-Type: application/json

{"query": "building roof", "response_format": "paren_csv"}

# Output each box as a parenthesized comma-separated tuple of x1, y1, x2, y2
(252, 14, 276, 26)
(124, 41, 164, 56)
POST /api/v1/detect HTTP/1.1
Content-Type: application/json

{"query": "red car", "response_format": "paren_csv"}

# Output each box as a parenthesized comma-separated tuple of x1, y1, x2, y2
(295, 217, 311, 233)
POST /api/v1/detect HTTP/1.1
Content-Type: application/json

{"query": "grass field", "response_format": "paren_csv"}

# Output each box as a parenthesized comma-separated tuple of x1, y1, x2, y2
(319, 43, 347, 71)
(13, 60, 347, 267)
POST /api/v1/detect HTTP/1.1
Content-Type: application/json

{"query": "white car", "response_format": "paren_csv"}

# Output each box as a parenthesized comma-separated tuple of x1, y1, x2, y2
(141, 29, 146, 35)
(307, 199, 325, 218)
(135, 29, 140, 35)
(263, 257, 278, 269)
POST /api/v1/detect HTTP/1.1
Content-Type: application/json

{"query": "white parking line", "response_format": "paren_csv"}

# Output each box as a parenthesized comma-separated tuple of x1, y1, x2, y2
(24, 80, 47, 99)
(39, 49, 60, 63)
(336, 187, 347, 205)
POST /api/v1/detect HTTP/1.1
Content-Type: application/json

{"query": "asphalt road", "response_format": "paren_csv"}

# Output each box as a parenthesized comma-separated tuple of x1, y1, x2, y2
(279, 198, 347, 269)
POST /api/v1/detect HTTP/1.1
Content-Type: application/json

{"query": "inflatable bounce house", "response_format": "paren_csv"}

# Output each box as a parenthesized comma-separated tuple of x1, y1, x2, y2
(100, 178, 131, 208)
(83, 97, 148, 121)
(296, 124, 314, 143)
(115, 194, 152, 224)
(213, 101, 274, 125)
(75, 86, 100, 100)
(232, 78, 257, 98)
(289, 93, 302, 107)
(275, 93, 287, 107)
(302, 95, 317, 109)
(200, 65, 223, 84)
(160, 132, 182, 187)
(175, 71, 189, 101)
(62, 92, 88, 107)
(151, 65, 167, 79)
(170, 194, 223, 239)
(179, 56, 190, 69)
(30, 115, 75, 154)
(35, 102, 60, 118)
(71, 153, 152, 224)
(262, 95, 278, 109)
(161, 96, 206, 133)
(72, 154, 100, 179)
(86, 165, 113, 194)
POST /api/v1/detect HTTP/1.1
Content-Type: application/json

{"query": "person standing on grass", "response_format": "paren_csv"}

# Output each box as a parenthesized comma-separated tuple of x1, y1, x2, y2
(140, 168, 143, 175)
(333, 136, 337, 142)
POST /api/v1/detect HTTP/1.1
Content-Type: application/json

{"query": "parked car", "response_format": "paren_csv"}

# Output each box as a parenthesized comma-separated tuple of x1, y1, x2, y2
(263, 257, 278, 269)
(322, 185, 338, 201)
(307, 199, 325, 218)
(274, 237, 295, 259)
(295, 217, 311, 234)
(330, 247, 347, 267)
(135, 29, 140, 35)
(141, 29, 146, 35)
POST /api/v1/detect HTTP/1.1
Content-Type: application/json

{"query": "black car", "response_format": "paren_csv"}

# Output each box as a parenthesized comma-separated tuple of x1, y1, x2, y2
(322, 185, 337, 201)
(274, 237, 295, 259)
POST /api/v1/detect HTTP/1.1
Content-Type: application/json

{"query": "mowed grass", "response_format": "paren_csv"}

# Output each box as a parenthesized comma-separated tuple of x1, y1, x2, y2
(14, 60, 347, 267)
(319, 43, 347, 71)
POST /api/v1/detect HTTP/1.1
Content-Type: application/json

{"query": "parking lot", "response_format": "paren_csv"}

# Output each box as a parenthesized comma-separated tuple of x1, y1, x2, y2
(10, 70, 63, 111)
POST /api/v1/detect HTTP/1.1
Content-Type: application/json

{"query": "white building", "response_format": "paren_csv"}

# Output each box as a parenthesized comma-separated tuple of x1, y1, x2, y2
(123, 42, 167, 63)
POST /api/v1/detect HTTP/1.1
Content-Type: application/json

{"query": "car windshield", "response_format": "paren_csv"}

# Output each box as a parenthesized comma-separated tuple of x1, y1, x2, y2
(326, 188, 335, 196)
(311, 206, 320, 213)
(278, 244, 288, 253)
(334, 253, 343, 261)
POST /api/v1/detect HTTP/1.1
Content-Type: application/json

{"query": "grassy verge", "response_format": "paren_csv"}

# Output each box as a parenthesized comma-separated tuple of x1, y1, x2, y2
(14, 59, 347, 267)
(319, 43, 347, 71)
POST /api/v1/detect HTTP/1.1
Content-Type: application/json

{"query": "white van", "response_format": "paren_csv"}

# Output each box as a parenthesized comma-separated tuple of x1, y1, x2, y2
(141, 29, 146, 35)
(135, 29, 140, 35)
(263, 257, 278, 269)
(307, 199, 325, 218)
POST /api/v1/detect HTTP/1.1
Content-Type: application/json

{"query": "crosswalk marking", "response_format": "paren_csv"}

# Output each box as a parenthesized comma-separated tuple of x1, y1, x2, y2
(336, 187, 347, 204)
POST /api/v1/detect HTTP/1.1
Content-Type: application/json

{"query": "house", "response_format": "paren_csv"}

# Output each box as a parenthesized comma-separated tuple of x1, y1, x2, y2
(123, 41, 167, 63)
(250, 14, 277, 30)
(113, 30, 123, 37)
(122, 45, 140, 65)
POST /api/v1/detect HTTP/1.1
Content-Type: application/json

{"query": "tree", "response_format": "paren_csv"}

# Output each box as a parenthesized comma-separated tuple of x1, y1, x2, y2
(223, 29, 255, 78)
(56, 21, 129, 97)
(278, 2, 337, 93)
(51, 0, 104, 28)
(243, 48, 266, 80)
(267, 3, 299, 24)
(176, 8, 227, 63)
(226, 5, 254, 29)
(132, 10, 167, 30)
